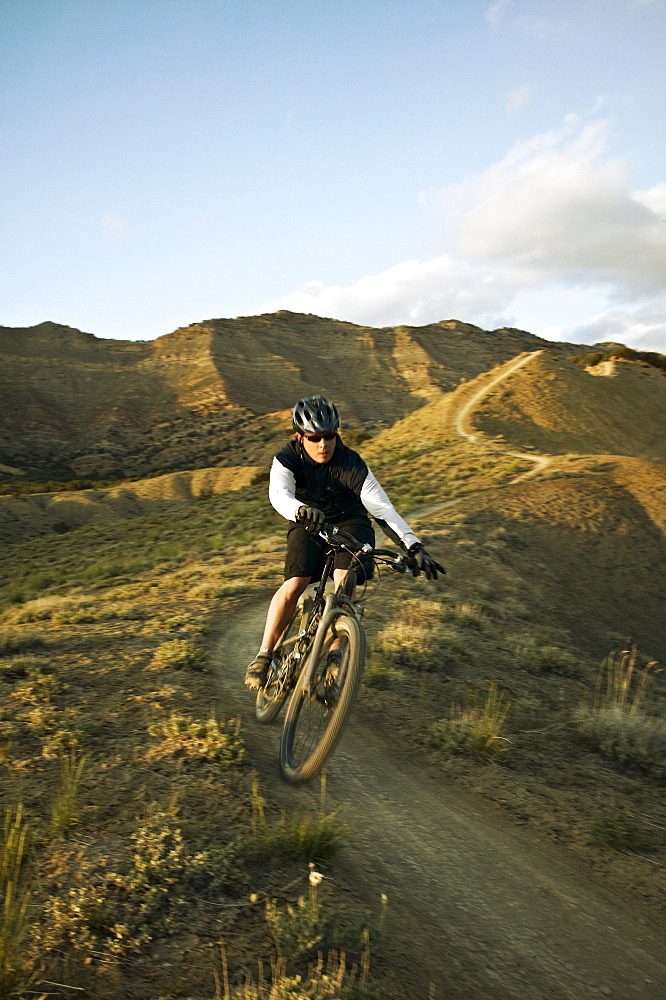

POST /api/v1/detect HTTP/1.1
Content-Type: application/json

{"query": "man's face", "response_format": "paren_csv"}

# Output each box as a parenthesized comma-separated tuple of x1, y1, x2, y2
(297, 431, 338, 464)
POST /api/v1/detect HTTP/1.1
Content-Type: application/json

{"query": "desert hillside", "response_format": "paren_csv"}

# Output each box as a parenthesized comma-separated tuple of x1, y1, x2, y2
(469, 352, 666, 462)
(1, 313, 581, 480)
(0, 314, 665, 998)
(361, 351, 666, 661)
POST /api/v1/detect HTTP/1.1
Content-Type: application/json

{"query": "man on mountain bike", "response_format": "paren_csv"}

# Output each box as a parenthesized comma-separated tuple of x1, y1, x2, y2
(245, 394, 444, 690)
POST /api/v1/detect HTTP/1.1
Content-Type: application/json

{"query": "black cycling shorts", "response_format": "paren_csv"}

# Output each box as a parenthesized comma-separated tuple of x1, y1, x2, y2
(283, 516, 375, 583)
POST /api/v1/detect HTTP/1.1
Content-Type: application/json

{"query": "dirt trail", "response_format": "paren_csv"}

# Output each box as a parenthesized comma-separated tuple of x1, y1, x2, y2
(211, 353, 666, 996)
(455, 351, 552, 477)
(213, 603, 666, 1000)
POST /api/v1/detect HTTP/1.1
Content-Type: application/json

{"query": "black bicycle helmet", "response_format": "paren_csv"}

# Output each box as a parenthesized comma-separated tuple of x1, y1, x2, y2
(292, 395, 340, 435)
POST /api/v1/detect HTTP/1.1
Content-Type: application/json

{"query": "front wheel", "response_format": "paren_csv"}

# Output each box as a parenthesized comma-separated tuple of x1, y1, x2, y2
(279, 612, 365, 784)
(255, 597, 313, 724)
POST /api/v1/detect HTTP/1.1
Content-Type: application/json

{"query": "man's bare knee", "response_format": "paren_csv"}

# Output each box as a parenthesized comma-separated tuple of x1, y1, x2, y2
(280, 576, 311, 601)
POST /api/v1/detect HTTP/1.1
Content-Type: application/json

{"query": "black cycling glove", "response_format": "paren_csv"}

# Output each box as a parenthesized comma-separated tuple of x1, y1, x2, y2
(408, 543, 446, 580)
(297, 505, 325, 534)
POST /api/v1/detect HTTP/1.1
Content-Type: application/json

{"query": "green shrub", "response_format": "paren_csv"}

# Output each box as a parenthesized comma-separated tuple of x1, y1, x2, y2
(3, 583, 28, 604)
(575, 647, 665, 780)
(576, 706, 666, 780)
(567, 346, 666, 373)
(0, 656, 49, 680)
(427, 684, 511, 761)
(364, 657, 403, 689)
(0, 632, 46, 656)
(79, 555, 153, 582)
(509, 636, 582, 676)
(589, 807, 639, 850)
(245, 775, 346, 864)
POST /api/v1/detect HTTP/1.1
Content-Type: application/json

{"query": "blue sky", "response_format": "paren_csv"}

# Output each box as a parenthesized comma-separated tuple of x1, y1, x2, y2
(1, 0, 664, 349)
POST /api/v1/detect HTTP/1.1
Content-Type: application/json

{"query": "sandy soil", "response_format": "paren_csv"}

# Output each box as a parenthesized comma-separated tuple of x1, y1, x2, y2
(212, 602, 666, 1000)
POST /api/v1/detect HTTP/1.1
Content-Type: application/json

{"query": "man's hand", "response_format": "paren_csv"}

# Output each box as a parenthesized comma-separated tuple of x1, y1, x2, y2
(297, 505, 325, 534)
(408, 543, 446, 580)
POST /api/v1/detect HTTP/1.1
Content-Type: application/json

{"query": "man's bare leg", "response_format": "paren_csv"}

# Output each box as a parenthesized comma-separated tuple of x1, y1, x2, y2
(332, 567, 354, 597)
(245, 576, 312, 689)
(260, 576, 311, 651)
(263, 569, 352, 651)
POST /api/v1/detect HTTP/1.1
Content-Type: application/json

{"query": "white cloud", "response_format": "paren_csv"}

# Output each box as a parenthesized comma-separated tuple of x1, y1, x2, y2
(265, 256, 531, 330)
(101, 215, 128, 234)
(634, 181, 666, 216)
(267, 114, 666, 351)
(568, 296, 666, 352)
(485, 1, 566, 40)
(506, 84, 532, 114)
(429, 114, 666, 293)
(485, 0, 513, 27)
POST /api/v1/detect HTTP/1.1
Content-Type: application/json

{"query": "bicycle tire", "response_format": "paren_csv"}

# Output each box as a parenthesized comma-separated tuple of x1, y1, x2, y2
(279, 611, 365, 784)
(255, 597, 313, 724)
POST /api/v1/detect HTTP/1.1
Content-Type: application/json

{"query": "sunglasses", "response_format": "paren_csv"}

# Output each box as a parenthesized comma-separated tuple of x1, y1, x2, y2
(303, 432, 337, 443)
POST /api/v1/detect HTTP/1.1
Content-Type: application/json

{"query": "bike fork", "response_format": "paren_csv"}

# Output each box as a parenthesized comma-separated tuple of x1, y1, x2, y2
(297, 594, 346, 695)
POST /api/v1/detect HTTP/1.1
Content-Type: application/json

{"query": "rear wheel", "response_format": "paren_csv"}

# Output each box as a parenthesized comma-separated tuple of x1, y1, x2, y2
(279, 611, 365, 783)
(255, 597, 313, 724)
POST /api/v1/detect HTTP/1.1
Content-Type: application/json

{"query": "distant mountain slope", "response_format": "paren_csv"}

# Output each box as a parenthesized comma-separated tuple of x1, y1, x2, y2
(469, 352, 666, 462)
(0, 313, 582, 479)
(361, 360, 666, 661)
(0, 465, 261, 543)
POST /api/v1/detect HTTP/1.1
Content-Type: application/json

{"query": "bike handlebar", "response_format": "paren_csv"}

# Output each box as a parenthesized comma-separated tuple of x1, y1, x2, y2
(318, 523, 417, 576)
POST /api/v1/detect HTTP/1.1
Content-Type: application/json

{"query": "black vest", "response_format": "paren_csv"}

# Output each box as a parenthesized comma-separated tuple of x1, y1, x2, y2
(275, 439, 368, 524)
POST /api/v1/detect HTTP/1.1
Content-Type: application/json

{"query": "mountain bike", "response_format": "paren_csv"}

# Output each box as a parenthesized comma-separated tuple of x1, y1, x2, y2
(255, 524, 416, 784)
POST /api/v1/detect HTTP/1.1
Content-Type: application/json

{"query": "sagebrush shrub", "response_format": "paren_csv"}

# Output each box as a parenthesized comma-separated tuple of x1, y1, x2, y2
(147, 713, 244, 764)
(372, 599, 471, 671)
(509, 635, 582, 676)
(575, 648, 665, 780)
(427, 684, 511, 762)
(151, 638, 207, 671)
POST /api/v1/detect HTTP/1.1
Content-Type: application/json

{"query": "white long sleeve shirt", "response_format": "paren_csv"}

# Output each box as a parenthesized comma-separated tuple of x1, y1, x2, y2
(268, 442, 419, 550)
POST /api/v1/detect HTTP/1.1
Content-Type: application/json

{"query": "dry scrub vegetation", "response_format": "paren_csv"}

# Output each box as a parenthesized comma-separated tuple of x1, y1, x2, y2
(358, 495, 665, 906)
(0, 487, 392, 999)
(1, 364, 665, 995)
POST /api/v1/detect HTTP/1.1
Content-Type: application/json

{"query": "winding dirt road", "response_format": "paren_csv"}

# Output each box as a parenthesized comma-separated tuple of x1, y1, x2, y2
(213, 604, 666, 1000)
(455, 351, 552, 477)
(212, 354, 666, 997)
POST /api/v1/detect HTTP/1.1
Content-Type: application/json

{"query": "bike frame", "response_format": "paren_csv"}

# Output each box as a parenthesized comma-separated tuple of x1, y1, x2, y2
(260, 524, 411, 715)
(296, 586, 357, 695)
(260, 522, 418, 782)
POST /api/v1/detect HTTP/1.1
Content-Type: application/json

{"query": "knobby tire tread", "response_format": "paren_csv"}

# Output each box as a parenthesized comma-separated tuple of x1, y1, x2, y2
(279, 612, 365, 784)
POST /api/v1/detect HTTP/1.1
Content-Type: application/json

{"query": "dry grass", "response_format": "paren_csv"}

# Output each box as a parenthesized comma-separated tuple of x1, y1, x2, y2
(147, 712, 244, 764)
(50, 747, 86, 836)
(246, 775, 347, 864)
(371, 597, 473, 673)
(0, 805, 32, 995)
(426, 683, 512, 762)
(1, 354, 666, 990)
(150, 638, 208, 671)
(575, 646, 665, 779)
